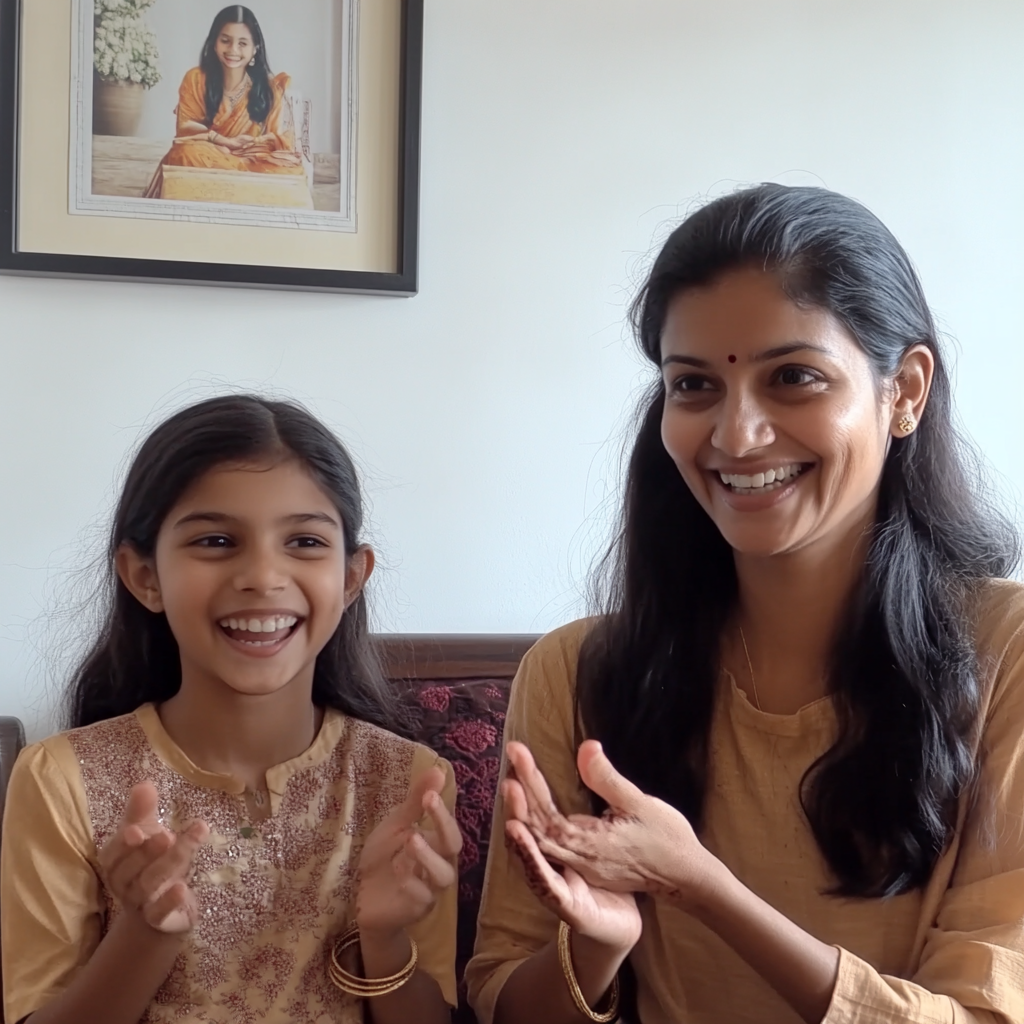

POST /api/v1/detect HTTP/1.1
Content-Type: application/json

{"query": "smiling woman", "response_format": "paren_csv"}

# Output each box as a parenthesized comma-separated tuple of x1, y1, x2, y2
(0, 396, 460, 1024)
(467, 185, 1024, 1024)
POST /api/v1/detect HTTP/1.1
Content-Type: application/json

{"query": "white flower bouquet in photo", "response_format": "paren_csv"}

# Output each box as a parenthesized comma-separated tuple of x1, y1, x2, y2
(93, 0, 160, 87)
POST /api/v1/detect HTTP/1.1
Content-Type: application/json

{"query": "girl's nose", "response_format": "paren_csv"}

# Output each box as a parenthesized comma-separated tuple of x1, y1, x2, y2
(235, 547, 287, 594)
(711, 392, 775, 456)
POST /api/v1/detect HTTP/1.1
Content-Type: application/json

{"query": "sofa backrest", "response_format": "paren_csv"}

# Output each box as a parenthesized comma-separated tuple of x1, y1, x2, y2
(375, 634, 539, 1024)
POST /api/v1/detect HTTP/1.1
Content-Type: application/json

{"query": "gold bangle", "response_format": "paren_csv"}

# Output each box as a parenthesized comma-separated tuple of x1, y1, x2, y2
(557, 920, 621, 1022)
(327, 924, 419, 998)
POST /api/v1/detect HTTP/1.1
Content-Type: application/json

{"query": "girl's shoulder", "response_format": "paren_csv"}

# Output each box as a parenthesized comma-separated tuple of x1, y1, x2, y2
(326, 712, 452, 789)
(7, 712, 142, 836)
(18, 711, 142, 778)
(179, 66, 206, 94)
(270, 72, 292, 94)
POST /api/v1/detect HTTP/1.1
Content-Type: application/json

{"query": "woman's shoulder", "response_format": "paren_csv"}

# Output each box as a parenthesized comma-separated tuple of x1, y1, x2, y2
(970, 578, 1024, 721)
(517, 617, 602, 687)
(971, 578, 1024, 653)
(270, 72, 292, 93)
(180, 66, 205, 87)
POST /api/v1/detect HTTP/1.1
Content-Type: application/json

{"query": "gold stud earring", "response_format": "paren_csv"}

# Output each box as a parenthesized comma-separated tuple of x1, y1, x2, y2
(898, 414, 917, 435)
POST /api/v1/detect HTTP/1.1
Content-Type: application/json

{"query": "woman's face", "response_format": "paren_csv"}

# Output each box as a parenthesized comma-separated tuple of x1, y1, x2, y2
(214, 22, 255, 72)
(659, 267, 903, 560)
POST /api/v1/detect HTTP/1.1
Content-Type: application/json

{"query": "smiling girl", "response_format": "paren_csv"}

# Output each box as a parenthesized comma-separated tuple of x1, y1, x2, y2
(468, 186, 1024, 1023)
(144, 6, 306, 200)
(1, 396, 459, 1024)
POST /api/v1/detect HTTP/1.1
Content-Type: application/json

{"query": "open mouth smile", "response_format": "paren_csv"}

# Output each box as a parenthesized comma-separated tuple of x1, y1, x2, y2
(217, 614, 301, 648)
(716, 463, 812, 496)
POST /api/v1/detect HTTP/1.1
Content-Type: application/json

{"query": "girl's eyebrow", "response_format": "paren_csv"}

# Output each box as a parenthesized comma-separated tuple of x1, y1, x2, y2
(172, 511, 340, 529)
(661, 341, 831, 369)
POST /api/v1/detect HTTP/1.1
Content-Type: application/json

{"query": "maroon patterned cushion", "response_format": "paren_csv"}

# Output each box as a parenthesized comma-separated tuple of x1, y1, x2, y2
(395, 677, 511, 1023)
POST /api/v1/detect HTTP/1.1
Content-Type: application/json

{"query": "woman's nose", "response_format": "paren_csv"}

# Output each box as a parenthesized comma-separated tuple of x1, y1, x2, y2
(711, 392, 775, 456)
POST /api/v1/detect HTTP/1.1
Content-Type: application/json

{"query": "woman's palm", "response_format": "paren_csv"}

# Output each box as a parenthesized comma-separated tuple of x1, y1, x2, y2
(557, 865, 642, 948)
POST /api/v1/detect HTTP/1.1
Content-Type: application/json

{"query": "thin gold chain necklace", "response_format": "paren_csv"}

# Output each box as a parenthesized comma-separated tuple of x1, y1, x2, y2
(738, 626, 762, 712)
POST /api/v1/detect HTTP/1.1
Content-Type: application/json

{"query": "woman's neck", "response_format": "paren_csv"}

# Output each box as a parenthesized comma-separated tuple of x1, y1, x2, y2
(158, 671, 322, 791)
(730, 517, 873, 714)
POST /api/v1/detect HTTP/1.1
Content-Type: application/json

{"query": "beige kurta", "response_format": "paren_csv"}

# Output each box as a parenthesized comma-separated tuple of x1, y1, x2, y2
(467, 579, 1024, 1024)
(1, 704, 457, 1023)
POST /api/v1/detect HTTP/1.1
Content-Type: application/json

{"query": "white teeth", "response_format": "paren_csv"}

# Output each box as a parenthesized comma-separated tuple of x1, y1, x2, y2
(718, 464, 805, 492)
(218, 615, 300, 634)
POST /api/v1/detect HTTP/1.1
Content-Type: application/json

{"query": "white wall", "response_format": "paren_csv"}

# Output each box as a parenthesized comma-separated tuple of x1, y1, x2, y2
(4, 0, 1023, 738)
(137, 0, 342, 153)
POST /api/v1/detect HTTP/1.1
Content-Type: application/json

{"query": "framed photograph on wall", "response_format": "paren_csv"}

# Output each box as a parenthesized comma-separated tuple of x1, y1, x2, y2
(0, 0, 423, 294)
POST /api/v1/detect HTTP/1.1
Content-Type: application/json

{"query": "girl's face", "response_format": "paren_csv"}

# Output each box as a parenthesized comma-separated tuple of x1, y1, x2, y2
(659, 267, 928, 560)
(214, 22, 255, 72)
(121, 458, 370, 701)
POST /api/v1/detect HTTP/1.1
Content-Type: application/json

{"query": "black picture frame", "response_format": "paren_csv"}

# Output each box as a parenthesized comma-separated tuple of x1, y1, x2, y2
(0, 0, 422, 295)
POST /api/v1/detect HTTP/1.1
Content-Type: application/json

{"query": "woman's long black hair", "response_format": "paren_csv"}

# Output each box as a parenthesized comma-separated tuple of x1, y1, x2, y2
(199, 6, 273, 127)
(578, 184, 1019, 898)
(65, 395, 408, 737)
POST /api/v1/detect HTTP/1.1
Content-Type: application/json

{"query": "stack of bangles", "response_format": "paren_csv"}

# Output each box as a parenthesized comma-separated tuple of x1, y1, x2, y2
(328, 925, 419, 998)
(558, 920, 621, 1022)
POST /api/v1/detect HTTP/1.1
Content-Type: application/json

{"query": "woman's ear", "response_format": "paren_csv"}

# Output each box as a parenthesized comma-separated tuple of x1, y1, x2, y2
(115, 543, 164, 613)
(890, 343, 935, 437)
(343, 545, 375, 609)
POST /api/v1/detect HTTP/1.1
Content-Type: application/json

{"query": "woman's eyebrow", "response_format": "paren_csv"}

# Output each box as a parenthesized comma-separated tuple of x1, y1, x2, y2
(661, 342, 831, 369)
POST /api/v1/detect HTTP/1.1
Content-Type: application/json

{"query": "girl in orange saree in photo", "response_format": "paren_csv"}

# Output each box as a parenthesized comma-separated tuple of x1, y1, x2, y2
(145, 5, 305, 200)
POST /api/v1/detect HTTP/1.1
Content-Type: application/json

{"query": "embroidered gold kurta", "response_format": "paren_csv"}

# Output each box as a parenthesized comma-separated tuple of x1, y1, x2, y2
(467, 580, 1024, 1024)
(1, 704, 457, 1023)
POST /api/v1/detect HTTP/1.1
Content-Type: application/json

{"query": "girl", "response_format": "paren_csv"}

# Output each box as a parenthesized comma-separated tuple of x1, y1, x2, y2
(467, 185, 1024, 1023)
(145, 6, 306, 200)
(1, 395, 460, 1024)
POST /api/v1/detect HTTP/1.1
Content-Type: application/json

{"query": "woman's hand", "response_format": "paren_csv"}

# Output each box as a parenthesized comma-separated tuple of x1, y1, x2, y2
(98, 781, 209, 934)
(354, 766, 462, 940)
(505, 740, 719, 910)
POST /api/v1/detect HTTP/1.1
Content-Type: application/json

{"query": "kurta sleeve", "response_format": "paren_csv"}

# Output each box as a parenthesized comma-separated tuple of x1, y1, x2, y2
(407, 748, 460, 1008)
(1, 738, 103, 1024)
(465, 622, 594, 1024)
(823, 593, 1024, 1024)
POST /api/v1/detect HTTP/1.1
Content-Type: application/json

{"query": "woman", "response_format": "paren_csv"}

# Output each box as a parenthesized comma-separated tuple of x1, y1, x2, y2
(145, 6, 304, 199)
(466, 185, 1024, 1023)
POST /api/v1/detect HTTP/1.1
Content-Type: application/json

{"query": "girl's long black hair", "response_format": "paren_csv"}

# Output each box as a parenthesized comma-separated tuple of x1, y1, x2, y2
(578, 184, 1019, 898)
(65, 395, 408, 737)
(200, 6, 273, 127)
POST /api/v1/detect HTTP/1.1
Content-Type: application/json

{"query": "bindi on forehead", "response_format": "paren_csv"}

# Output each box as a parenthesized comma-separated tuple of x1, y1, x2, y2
(728, 354, 737, 363)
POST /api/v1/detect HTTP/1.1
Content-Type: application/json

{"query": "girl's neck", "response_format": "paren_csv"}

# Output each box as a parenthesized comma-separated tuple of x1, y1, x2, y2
(730, 514, 873, 714)
(158, 673, 323, 792)
(222, 65, 247, 94)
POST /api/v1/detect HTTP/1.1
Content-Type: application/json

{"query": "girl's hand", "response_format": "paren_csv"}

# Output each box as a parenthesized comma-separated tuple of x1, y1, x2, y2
(505, 740, 716, 910)
(354, 766, 462, 939)
(98, 781, 210, 934)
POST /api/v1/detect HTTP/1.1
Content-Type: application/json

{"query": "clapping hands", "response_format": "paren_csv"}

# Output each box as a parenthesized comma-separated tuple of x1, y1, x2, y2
(98, 781, 209, 935)
(354, 766, 462, 939)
